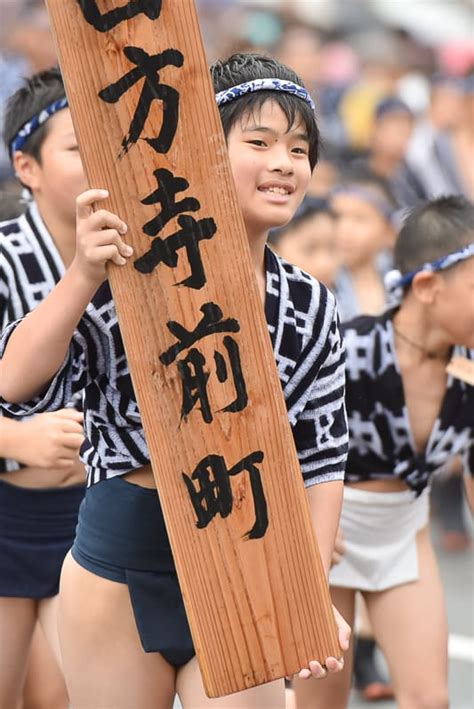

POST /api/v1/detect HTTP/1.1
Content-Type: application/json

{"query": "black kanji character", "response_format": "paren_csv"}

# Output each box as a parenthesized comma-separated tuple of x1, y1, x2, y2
(182, 451, 268, 539)
(133, 214, 216, 288)
(77, 0, 162, 32)
(160, 303, 239, 365)
(99, 47, 183, 155)
(141, 168, 200, 236)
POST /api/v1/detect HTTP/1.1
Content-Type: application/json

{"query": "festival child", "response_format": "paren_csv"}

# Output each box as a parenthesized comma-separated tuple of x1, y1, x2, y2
(0, 69, 87, 708)
(297, 195, 474, 709)
(330, 164, 398, 322)
(0, 54, 350, 708)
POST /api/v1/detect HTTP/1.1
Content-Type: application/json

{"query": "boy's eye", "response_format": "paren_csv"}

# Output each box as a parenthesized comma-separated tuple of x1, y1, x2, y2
(292, 146, 308, 155)
(247, 139, 267, 147)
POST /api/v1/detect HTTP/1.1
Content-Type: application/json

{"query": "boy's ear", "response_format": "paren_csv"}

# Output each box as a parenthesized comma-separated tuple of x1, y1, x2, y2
(411, 270, 441, 304)
(12, 151, 41, 192)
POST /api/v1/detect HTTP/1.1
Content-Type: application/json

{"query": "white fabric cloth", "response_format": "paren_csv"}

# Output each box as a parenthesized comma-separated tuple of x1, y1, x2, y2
(330, 485, 429, 592)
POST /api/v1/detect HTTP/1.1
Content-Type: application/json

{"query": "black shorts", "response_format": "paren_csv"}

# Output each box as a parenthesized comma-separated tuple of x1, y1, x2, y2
(0, 479, 85, 598)
(71, 475, 194, 668)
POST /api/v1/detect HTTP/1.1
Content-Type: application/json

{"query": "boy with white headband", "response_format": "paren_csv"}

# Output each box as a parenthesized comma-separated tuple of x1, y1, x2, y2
(0, 68, 87, 708)
(305, 195, 474, 709)
(0, 54, 350, 708)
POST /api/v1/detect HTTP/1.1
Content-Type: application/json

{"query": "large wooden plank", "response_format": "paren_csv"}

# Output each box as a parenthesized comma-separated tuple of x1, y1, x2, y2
(45, 0, 340, 696)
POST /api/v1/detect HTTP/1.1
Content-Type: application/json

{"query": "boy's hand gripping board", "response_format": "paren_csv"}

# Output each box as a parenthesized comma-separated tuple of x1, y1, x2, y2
(45, 0, 340, 696)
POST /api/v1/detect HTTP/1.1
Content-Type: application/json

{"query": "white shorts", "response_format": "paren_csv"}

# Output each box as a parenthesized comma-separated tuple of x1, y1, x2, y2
(329, 485, 430, 592)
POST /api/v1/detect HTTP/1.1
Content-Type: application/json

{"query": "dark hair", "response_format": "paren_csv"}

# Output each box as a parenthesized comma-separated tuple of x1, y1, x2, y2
(3, 67, 65, 163)
(210, 53, 320, 170)
(269, 196, 332, 244)
(395, 195, 474, 275)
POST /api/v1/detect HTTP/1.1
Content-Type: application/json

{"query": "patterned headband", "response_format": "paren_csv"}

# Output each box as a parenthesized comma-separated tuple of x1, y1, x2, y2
(330, 185, 396, 221)
(10, 97, 68, 155)
(215, 78, 316, 112)
(385, 243, 474, 302)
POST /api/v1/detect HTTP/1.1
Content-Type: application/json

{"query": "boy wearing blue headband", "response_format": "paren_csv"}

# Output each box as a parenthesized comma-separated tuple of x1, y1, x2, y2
(330, 165, 398, 323)
(0, 69, 87, 707)
(307, 195, 473, 709)
(0, 54, 350, 708)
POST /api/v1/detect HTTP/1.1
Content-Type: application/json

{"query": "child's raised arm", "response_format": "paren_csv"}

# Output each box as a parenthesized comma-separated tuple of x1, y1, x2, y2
(0, 189, 132, 403)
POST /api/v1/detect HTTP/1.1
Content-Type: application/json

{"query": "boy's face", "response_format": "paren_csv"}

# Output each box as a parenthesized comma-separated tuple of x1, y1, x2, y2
(276, 212, 338, 286)
(26, 108, 86, 225)
(331, 192, 392, 270)
(433, 257, 474, 349)
(226, 101, 312, 243)
(371, 113, 414, 162)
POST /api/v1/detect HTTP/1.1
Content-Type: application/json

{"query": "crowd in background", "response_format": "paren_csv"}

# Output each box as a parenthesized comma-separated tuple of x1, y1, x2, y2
(0, 1, 472, 707)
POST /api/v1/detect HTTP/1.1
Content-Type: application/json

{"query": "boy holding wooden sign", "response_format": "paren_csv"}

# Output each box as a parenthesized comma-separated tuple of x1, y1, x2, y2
(0, 52, 350, 707)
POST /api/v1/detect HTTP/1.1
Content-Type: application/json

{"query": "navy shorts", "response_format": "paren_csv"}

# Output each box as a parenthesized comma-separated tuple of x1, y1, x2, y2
(0, 479, 85, 598)
(71, 476, 194, 668)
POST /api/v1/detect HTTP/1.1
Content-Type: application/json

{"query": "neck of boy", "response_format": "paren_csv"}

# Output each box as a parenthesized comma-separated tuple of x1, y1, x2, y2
(392, 300, 452, 364)
(36, 196, 76, 268)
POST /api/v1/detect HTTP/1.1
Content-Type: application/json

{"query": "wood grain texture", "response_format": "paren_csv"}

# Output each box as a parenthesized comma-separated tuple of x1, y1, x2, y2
(45, 0, 340, 696)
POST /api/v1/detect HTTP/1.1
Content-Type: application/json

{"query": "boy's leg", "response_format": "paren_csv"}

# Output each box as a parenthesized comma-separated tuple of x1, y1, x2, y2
(176, 658, 284, 708)
(21, 622, 69, 709)
(37, 595, 62, 666)
(0, 597, 37, 709)
(292, 586, 355, 709)
(58, 551, 176, 709)
(364, 525, 449, 709)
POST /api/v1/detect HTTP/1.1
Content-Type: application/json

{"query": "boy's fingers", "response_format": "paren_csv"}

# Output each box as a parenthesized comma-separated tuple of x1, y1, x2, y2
(55, 408, 84, 422)
(93, 230, 133, 258)
(89, 210, 127, 234)
(76, 189, 109, 219)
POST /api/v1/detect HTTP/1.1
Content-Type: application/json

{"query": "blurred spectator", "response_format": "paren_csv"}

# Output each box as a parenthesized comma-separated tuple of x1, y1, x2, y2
(330, 165, 397, 322)
(362, 97, 426, 208)
(269, 196, 338, 288)
(406, 75, 474, 199)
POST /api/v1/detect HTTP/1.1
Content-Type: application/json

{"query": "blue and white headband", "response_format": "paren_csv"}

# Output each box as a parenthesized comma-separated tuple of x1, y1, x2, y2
(330, 185, 397, 222)
(10, 97, 68, 155)
(215, 78, 316, 112)
(385, 243, 474, 303)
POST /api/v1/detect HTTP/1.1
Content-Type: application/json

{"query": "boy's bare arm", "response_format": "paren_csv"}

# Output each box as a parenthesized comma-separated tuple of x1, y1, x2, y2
(306, 480, 344, 577)
(0, 189, 132, 404)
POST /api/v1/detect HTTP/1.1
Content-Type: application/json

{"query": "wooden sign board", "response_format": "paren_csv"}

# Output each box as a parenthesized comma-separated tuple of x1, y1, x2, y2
(45, 0, 339, 696)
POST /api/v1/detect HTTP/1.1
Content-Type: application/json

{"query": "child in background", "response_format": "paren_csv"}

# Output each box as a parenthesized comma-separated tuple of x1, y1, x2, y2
(330, 164, 398, 322)
(0, 68, 86, 709)
(269, 196, 338, 288)
(299, 195, 474, 709)
(0, 54, 350, 709)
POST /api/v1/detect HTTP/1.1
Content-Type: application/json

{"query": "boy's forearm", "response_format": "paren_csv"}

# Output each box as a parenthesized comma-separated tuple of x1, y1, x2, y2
(306, 479, 344, 577)
(0, 262, 97, 403)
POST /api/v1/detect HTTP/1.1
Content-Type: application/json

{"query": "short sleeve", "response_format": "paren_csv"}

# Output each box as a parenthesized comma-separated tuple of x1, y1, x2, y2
(0, 317, 89, 417)
(292, 304, 348, 487)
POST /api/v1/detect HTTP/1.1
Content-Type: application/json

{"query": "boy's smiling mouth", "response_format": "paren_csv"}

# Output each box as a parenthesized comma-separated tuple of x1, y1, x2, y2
(258, 181, 295, 196)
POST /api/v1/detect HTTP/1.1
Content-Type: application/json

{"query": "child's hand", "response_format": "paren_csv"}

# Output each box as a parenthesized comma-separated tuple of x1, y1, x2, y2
(74, 189, 133, 287)
(17, 409, 85, 469)
(297, 605, 351, 680)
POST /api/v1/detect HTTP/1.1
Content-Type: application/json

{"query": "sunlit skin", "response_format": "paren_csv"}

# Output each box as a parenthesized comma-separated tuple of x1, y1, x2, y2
(275, 211, 339, 287)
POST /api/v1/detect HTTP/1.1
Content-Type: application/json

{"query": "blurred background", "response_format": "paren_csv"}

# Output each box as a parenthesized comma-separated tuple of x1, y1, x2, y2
(0, 1, 473, 707)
